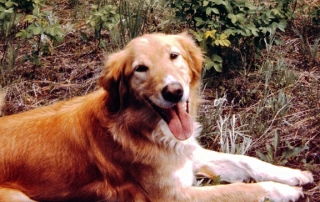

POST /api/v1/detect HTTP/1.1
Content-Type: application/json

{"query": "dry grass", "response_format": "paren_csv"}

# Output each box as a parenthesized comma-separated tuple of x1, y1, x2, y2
(0, 88, 5, 116)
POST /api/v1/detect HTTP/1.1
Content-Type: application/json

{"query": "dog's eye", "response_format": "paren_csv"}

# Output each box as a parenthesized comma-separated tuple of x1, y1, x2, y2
(135, 65, 149, 72)
(170, 53, 179, 60)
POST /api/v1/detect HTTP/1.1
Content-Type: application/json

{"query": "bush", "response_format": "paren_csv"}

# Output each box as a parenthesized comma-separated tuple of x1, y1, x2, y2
(169, 0, 294, 74)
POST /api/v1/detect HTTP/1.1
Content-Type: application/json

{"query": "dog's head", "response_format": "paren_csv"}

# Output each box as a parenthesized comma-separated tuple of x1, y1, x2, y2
(99, 32, 203, 140)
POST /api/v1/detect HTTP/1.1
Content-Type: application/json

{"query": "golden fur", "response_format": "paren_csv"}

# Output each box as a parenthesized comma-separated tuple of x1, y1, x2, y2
(0, 33, 313, 202)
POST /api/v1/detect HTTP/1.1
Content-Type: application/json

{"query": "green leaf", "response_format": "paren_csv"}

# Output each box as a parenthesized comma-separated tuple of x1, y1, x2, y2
(205, 59, 215, 71)
(92, 4, 98, 9)
(280, 146, 309, 161)
(213, 62, 223, 72)
(224, 28, 236, 36)
(271, 8, 281, 16)
(15, 30, 24, 37)
(266, 144, 274, 162)
(274, 38, 284, 45)
(246, 23, 259, 36)
(277, 20, 287, 32)
(5, 1, 17, 8)
(31, 25, 43, 35)
(191, 30, 204, 42)
(90, 20, 96, 27)
(213, 0, 223, 5)
(236, 14, 246, 24)
(205, 7, 220, 16)
(206, 7, 211, 15)
(273, 130, 280, 152)
(25, 14, 36, 23)
(245, 2, 256, 10)
(194, 17, 203, 22)
(212, 8, 219, 14)
(228, 13, 237, 24)
(212, 54, 222, 62)
(4, 7, 14, 14)
(196, 20, 204, 27)
(94, 11, 104, 17)
(205, 55, 223, 72)
(257, 151, 268, 162)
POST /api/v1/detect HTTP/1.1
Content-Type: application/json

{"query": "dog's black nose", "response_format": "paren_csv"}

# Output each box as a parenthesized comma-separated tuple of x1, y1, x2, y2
(162, 83, 184, 103)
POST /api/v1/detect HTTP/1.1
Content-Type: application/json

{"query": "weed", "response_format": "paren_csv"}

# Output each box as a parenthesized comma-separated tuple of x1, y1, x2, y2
(217, 114, 251, 154)
(0, 0, 23, 85)
(199, 93, 252, 154)
(117, 0, 158, 46)
(86, 3, 119, 49)
(0, 88, 6, 116)
(293, 27, 320, 66)
(0, 42, 20, 87)
(256, 130, 309, 165)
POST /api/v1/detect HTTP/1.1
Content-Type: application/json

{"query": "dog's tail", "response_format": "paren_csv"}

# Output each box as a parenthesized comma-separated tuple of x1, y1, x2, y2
(0, 88, 6, 116)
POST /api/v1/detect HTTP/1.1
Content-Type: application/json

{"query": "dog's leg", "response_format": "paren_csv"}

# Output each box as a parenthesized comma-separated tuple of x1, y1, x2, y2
(153, 181, 303, 202)
(193, 148, 313, 186)
(0, 187, 36, 202)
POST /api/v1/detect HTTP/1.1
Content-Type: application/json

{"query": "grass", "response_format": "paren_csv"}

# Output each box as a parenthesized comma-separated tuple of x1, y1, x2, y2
(0, 0, 319, 201)
(0, 88, 5, 116)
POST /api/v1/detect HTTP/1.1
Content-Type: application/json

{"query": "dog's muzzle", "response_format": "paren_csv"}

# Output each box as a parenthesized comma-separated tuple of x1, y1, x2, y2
(147, 83, 193, 140)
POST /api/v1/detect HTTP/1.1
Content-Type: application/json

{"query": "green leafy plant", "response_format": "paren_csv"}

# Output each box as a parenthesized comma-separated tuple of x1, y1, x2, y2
(86, 3, 119, 49)
(16, 0, 64, 55)
(169, 0, 294, 73)
(256, 131, 309, 165)
(192, 30, 228, 72)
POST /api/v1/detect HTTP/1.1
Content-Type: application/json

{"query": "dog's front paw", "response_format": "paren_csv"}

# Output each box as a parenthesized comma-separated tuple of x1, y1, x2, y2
(295, 171, 313, 185)
(259, 181, 303, 202)
(279, 170, 313, 186)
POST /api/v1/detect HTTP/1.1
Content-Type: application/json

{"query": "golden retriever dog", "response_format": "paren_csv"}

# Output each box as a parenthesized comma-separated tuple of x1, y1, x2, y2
(0, 33, 313, 202)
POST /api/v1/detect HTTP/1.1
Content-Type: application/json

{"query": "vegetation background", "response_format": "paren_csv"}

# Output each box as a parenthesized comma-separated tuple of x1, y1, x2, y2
(0, 0, 319, 201)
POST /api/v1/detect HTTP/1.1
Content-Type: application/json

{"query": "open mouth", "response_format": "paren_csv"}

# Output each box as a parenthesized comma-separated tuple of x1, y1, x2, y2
(146, 98, 194, 140)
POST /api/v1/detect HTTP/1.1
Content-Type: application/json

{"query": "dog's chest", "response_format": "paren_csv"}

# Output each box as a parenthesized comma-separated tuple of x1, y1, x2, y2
(173, 159, 194, 187)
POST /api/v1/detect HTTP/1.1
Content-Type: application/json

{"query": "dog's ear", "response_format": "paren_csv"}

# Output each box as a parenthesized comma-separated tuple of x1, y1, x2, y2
(98, 50, 129, 112)
(176, 32, 204, 85)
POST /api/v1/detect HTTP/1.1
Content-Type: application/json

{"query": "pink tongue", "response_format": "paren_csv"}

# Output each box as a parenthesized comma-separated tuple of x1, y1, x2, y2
(164, 103, 193, 140)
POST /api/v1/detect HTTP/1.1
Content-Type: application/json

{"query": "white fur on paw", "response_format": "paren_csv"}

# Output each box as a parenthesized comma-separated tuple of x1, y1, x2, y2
(297, 171, 313, 185)
(283, 170, 314, 186)
(267, 166, 314, 186)
(259, 181, 303, 202)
